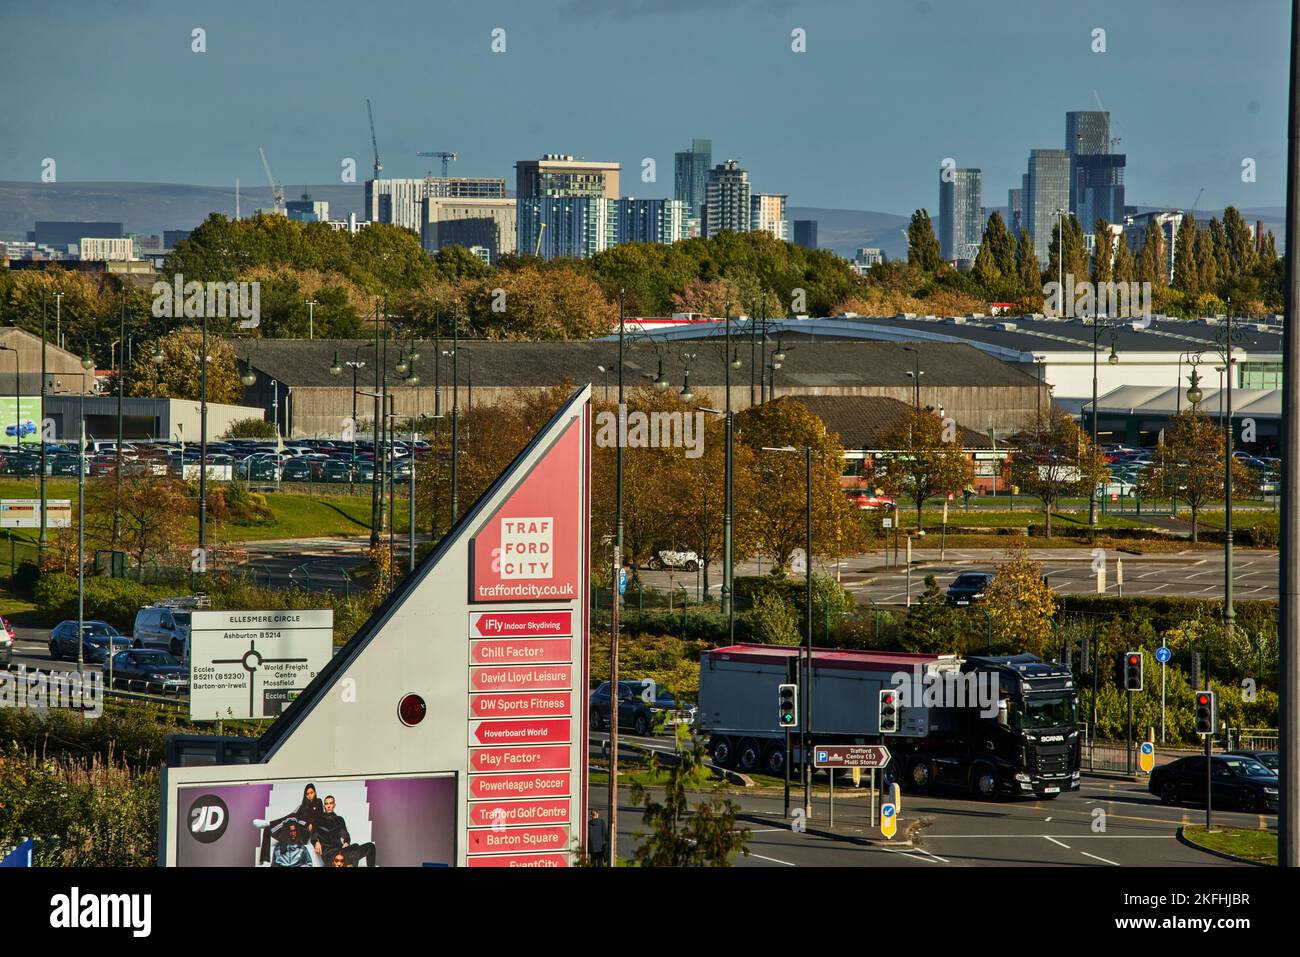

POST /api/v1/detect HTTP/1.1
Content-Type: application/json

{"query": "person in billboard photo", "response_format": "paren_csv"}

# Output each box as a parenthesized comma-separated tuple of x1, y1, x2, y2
(313, 794, 377, 868)
(271, 823, 314, 868)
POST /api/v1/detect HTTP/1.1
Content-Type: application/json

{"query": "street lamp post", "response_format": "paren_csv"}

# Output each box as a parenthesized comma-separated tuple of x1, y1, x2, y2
(609, 289, 626, 867)
(0, 346, 17, 459)
(52, 373, 88, 673)
(903, 346, 923, 410)
(761, 444, 815, 817)
(114, 289, 127, 547)
(39, 293, 55, 558)
(1088, 318, 1121, 533)
(305, 299, 318, 340)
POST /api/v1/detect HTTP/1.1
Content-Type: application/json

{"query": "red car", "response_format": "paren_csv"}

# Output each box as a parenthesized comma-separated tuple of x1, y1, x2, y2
(845, 490, 896, 510)
(0, 616, 15, 666)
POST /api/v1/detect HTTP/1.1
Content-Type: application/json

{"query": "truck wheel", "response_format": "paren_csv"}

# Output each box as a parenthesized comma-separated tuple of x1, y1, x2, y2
(737, 739, 761, 773)
(906, 757, 932, 792)
(710, 736, 734, 768)
(970, 763, 999, 800)
(763, 743, 787, 777)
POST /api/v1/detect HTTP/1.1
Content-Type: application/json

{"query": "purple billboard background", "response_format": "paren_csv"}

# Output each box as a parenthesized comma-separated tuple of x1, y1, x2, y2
(175, 776, 456, 867)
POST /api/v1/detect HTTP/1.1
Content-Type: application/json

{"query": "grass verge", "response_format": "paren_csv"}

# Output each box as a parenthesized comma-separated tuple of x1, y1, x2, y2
(1182, 825, 1276, 865)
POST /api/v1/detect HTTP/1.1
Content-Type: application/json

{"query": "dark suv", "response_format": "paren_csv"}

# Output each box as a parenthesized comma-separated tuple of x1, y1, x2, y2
(589, 681, 652, 736)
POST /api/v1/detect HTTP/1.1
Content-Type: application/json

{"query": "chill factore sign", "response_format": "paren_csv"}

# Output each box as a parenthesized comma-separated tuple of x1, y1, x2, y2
(188, 610, 334, 721)
(160, 387, 591, 867)
(0, 499, 72, 529)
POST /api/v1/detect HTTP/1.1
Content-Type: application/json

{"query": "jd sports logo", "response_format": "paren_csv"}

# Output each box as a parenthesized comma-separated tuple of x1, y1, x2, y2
(187, 794, 229, 844)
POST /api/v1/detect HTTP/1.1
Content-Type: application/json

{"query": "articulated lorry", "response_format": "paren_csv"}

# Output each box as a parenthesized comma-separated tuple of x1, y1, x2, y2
(697, 644, 1080, 799)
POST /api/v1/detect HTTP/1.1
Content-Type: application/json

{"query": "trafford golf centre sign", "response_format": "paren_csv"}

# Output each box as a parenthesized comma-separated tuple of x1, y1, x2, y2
(159, 386, 592, 867)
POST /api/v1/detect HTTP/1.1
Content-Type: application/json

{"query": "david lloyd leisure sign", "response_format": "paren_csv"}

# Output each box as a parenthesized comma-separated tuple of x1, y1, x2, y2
(469, 420, 582, 603)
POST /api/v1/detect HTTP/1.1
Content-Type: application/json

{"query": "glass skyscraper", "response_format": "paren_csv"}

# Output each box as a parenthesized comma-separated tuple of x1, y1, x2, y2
(1025, 149, 1070, 263)
(674, 138, 712, 219)
(939, 168, 982, 262)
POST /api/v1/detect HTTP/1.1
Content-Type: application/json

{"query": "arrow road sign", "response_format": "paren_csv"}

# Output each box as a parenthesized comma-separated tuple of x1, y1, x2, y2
(812, 745, 891, 769)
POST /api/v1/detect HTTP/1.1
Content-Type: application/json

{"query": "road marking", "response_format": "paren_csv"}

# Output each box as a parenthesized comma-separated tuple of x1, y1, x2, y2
(747, 828, 783, 833)
(1044, 836, 1071, 849)
(921, 834, 1173, 839)
(747, 852, 797, 866)
(1081, 851, 1122, 866)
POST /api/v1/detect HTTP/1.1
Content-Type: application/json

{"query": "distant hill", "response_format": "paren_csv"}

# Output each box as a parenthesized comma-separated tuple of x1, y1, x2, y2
(788, 206, 910, 260)
(0, 181, 366, 241)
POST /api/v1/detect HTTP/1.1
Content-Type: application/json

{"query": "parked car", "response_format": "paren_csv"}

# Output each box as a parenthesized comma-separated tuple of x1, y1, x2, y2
(103, 649, 190, 694)
(0, 615, 13, 666)
(1226, 749, 1279, 774)
(1148, 754, 1278, 813)
(947, 571, 994, 606)
(48, 620, 131, 663)
(647, 548, 700, 572)
(320, 459, 354, 483)
(132, 603, 196, 658)
(282, 457, 322, 481)
(650, 688, 698, 729)
(588, 680, 653, 736)
(845, 490, 896, 510)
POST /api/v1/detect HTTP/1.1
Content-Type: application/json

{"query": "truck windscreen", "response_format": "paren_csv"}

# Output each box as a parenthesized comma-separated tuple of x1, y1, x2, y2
(1016, 695, 1077, 730)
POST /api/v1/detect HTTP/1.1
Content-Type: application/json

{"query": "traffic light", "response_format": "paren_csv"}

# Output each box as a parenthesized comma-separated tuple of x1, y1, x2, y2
(879, 689, 899, 733)
(778, 683, 798, 728)
(1194, 690, 1216, 736)
(1123, 651, 1143, 691)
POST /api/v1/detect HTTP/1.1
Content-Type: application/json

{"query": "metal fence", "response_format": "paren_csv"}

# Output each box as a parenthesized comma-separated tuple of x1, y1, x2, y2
(1231, 727, 1278, 750)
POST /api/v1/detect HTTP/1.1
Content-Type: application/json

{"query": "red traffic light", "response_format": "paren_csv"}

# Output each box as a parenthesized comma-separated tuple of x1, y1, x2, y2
(1197, 694, 1208, 704)
(1128, 655, 1138, 664)
(883, 693, 894, 703)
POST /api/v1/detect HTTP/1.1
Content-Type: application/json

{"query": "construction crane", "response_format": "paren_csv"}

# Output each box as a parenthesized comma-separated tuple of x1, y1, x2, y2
(367, 98, 382, 178)
(258, 146, 285, 214)
(417, 151, 457, 177)
(1191, 187, 1205, 212)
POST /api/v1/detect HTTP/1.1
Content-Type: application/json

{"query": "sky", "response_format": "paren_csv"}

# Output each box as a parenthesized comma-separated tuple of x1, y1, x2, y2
(0, 0, 1291, 215)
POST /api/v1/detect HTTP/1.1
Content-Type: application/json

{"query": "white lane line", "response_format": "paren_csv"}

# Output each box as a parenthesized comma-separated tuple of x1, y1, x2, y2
(1044, 836, 1071, 849)
(748, 852, 797, 866)
(746, 828, 783, 833)
(918, 848, 950, 863)
(1081, 851, 1122, 866)
(1044, 817, 1053, 822)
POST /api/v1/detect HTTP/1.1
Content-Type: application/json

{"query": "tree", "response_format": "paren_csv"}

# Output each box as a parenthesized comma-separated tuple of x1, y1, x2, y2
(972, 238, 1000, 288)
(1172, 213, 1200, 294)
(1222, 206, 1257, 281)
(1092, 219, 1114, 284)
(1138, 409, 1257, 542)
(1112, 233, 1136, 283)
(126, 328, 242, 403)
(84, 475, 192, 570)
(628, 728, 750, 867)
(670, 277, 741, 317)
(1015, 228, 1040, 293)
(907, 209, 943, 272)
(221, 417, 277, 439)
(900, 575, 968, 653)
(985, 210, 1018, 279)
(461, 264, 616, 340)
(984, 542, 1057, 657)
(734, 398, 867, 571)
(1137, 220, 1167, 287)
(1196, 227, 1219, 296)
(1007, 408, 1110, 537)
(876, 407, 975, 527)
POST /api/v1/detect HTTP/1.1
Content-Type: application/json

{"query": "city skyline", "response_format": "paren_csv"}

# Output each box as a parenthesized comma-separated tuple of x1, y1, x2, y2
(0, 0, 1287, 217)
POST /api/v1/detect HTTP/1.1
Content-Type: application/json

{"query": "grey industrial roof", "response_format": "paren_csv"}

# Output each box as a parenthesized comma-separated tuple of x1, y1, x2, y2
(1091, 384, 1281, 417)
(787, 394, 994, 450)
(237, 338, 1039, 390)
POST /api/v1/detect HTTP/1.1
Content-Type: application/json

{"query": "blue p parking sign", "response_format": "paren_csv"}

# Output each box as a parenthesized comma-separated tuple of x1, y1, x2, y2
(618, 568, 628, 596)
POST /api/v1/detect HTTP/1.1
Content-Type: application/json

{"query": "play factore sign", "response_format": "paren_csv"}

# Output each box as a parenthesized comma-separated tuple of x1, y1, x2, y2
(188, 610, 333, 721)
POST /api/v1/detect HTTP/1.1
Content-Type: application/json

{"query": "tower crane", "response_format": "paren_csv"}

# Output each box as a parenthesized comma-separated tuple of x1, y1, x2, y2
(258, 146, 285, 214)
(367, 98, 383, 178)
(417, 151, 458, 177)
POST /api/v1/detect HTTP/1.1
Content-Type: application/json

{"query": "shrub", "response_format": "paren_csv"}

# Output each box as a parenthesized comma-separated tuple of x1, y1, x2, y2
(743, 591, 800, 644)
(220, 416, 278, 439)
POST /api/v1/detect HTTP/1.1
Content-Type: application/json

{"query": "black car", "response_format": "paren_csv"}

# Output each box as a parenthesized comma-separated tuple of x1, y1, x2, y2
(1148, 754, 1279, 813)
(1227, 749, 1279, 774)
(103, 649, 190, 694)
(589, 680, 653, 736)
(48, 620, 131, 663)
(947, 571, 994, 606)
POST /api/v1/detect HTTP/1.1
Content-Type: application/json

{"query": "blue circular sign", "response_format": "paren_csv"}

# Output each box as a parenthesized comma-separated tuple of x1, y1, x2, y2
(618, 568, 628, 596)
(1140, 741, 1155, 755)
(1155, 646, 1172, 664)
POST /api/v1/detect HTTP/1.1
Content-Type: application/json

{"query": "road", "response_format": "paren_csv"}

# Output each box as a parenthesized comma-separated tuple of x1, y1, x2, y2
(589, 733, 1261, 867)
(632, 548, 1280, 607)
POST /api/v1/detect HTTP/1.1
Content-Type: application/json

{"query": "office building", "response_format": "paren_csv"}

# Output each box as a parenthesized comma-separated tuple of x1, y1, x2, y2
(703, 160, 751, 237)
(1007, 187, 1023, 235)
(613, 198, 689, 246)
(938, 167, 982, 262)
(1066, 110, 1110, 214)
(1024, 149, 1070, 263)
(1073, 153, 1126, 230)
(793, 220, 818, 249)
(287, 194, 329, 223)
(515, 154, 620, 200)
(365, 177, 507, 232)
(79, 237, 134, 261)
(673, 138, 712, 218)
(163, 229, 192, 250)
(750, 193, 789, 242)
(517, 196, 614, 260)
(30, 221, 123, 250)
(849, 247, 884, 276)
(421, 197, 518, 262)
(1123, 210, 1184, 284)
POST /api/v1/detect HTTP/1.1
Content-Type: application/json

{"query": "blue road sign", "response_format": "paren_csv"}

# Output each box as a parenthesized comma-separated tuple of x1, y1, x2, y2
(618, 568, 628, 596)
(1155, 646, 1172, 664)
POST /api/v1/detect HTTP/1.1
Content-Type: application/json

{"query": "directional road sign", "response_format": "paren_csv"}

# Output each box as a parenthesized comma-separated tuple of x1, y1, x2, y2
(812, 744, 890, 769)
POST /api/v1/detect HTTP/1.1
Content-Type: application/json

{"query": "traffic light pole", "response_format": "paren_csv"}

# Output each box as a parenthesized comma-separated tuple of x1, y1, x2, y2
(1126, 689, 1133, 775)
(1205, 733, 1214, 832)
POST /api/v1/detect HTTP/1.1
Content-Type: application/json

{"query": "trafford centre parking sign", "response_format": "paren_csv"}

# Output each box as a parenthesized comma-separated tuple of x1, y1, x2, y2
(160, 386, 592, 867)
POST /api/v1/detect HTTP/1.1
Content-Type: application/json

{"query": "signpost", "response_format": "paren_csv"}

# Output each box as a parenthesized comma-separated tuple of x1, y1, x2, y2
(1155, 644, 1172, 742)
(0, 499, 71, 529)
(187, 609, 334, 720)
(814, 745, 891, 829)
(1139, 740, 1155, 774)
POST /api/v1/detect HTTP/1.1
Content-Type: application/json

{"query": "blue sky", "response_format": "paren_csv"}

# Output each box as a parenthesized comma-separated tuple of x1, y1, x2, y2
(0, 0, 1290, 214)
